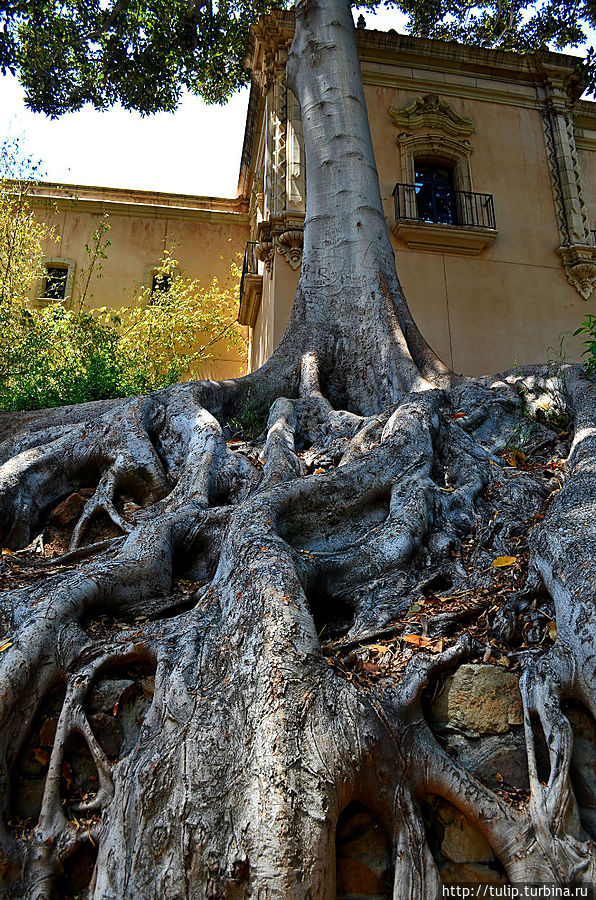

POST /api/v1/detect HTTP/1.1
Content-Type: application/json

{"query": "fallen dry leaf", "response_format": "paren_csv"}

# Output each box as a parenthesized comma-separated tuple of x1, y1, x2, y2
(402, 634, 443, 652)
(492, 556, 517, 568)
(361, 661, 381, 674)
(33, 747, 50, 766)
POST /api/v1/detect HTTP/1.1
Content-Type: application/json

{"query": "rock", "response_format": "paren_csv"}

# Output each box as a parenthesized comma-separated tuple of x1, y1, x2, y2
(430, 664, 523, 736)
(13, 777, 45, 820)
(336, 807, 392, 898)
(68, 736, 100, 794)
(88, 679, 134, 715)
(141, 676, 155, 699)
(441, 731, 530, 791)
(441, 810, 493, 863)
(336, 858, 391, 896)
(39, 717, 58, 748)
(441, 861, 506, 885)
(89, 712, 123, 759)
(49, 492, 86, 526)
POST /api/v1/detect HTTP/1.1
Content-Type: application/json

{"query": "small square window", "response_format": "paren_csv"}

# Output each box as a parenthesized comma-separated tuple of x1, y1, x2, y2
(44, 266, 69, 300)
(36, 258, 75, 306)
(151, 272, 173, 294)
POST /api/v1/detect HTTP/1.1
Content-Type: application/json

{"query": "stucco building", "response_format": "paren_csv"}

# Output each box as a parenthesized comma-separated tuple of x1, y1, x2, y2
(25, 14, 596, 379)
(27, 183, 249, 380)
(238, 12, 596, 375)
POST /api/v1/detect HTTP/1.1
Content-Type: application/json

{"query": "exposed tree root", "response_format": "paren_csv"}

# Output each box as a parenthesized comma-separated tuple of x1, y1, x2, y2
(0, 352, 595, 897)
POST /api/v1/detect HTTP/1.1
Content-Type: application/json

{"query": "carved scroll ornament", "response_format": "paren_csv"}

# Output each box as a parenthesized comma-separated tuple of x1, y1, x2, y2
(389, 93, 475, 138)
(256, 239, 275, 275)
(558, 245, 596, 300)
(276, 229, 303, 269)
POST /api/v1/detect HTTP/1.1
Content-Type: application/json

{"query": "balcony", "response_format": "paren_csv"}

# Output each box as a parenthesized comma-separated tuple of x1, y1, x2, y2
(392, 183, 498, 256)
(238, 241, 262, 327)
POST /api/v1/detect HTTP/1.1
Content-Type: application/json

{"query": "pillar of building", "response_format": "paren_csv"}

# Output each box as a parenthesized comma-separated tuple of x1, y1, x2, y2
(538, 61, 596, 299)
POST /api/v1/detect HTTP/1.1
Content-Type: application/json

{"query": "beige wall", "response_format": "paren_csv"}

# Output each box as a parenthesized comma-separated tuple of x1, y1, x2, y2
(30, 185, 250, 380)
(378, 86, 588, 373)
(243, 16, 596, 376)
(250, 254, 298, 372)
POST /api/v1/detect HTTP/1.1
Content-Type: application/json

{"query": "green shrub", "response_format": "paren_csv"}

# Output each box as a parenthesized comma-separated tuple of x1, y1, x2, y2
(0, 149, 246, 410)
(573, 314, 596, 378)
(0, 262, 246, 411)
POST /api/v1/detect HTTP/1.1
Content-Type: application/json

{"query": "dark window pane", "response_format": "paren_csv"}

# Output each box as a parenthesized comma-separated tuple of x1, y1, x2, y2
(44, 266, 68, 300)
(413, 163, 456, 225)
(151, 273, 172, 294)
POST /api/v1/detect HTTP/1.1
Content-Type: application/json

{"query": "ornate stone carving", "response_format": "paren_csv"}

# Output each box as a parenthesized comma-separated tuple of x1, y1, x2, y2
(541, 109, 568, 244)
(397, 132, 473, 193)
(276, 229, 303, 269)
(256, 239, 275, 275)
(558, 245, 596, 300)
(389, 94, 475, 138)
(286, 88, 305, 212)
(269, 74, 288, 217)
(539, 73, 595, 298)
(565, 110, 591, 243)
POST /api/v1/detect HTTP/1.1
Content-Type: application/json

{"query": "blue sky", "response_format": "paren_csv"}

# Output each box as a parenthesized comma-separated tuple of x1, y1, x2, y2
(0, 8, 591, 198)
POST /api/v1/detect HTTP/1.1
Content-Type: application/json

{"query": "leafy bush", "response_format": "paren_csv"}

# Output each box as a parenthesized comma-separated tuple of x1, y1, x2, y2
(0, 146, 246, 410)
(573, 314, 596, 378)
(0, 256, 246, 411)
(101, 252, 247, 397)
(0, 139, 56, 310)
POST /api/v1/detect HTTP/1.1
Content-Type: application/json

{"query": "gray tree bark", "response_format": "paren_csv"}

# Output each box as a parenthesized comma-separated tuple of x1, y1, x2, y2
(1, 0, 595, 897)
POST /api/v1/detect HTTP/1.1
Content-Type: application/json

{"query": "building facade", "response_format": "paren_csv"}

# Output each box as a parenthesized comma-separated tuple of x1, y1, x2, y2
(22, 19, 596, 381)
(27, 183, 250, 381)
(238, 12, 596, 375)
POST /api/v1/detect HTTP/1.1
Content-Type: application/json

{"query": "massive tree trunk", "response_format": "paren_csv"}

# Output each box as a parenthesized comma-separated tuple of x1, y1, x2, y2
(1, 0, 596, 897)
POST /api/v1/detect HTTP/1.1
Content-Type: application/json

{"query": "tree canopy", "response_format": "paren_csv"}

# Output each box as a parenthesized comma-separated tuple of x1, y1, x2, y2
(0, 0, 275, 114)
(0, 0, 595, 116)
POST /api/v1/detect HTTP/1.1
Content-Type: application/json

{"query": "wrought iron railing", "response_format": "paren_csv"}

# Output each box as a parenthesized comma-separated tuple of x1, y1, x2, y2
(393, 183, 496, 230)
(240, 241, 259, 305)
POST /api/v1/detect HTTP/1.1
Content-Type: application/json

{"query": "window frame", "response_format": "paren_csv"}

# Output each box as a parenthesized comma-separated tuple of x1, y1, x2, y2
(36, 258, 76, 307)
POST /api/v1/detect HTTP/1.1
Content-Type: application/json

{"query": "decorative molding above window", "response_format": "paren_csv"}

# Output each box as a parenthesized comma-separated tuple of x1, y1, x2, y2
(387, 93, 495, 255)
(398, 132, 474, 194)
(391, 94, 475, 197)
(389, 93, 475, 139)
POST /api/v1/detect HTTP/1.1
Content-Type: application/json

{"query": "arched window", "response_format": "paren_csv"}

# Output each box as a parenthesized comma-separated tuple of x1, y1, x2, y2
(390, 94, 497, 252)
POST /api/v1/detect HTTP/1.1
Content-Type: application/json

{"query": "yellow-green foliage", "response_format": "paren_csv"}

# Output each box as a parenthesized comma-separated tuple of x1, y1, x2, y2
(0, 154, 56, 309)
(0, 155, 246, 411)
(102, 251, 247, 393)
